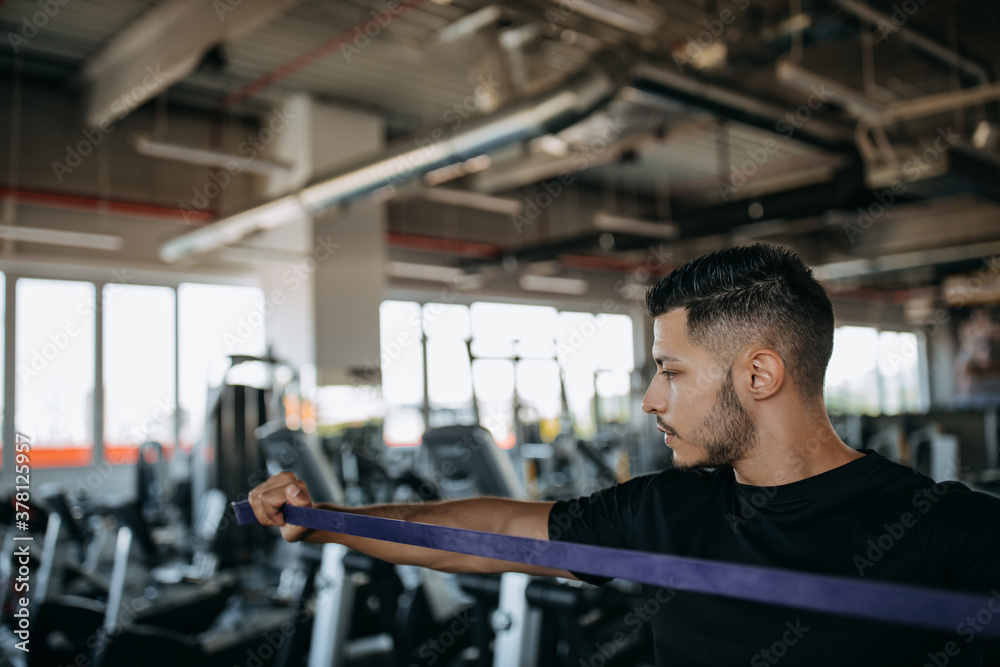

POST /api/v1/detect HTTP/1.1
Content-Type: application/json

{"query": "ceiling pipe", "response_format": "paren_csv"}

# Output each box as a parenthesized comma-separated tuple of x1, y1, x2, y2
(814, 239, 1000, 281)
(160, 50, 866, 263)
(829, 0, 990, 85)
(629, 62, 854, 151)
(0, 186, 213, 223)
(159, 49, 632, 263)
(856, 81, 1000, 166)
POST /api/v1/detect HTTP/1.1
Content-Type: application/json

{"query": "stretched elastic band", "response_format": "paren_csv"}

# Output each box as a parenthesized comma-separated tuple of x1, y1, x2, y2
(231, 498, 999, 638)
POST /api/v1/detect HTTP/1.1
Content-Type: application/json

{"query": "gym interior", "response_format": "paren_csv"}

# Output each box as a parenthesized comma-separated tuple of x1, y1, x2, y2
(1, 0, 999, 665)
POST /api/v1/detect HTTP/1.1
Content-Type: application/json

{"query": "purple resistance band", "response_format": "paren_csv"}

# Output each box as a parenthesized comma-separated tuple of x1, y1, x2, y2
(231, 499, 999, 638)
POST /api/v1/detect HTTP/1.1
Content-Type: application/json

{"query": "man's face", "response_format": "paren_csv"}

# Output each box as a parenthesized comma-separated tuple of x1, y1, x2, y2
(641, 310, 759, 470)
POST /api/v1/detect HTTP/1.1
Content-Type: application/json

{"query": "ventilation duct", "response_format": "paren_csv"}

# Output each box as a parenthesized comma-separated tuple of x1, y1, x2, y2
(160, 49, 632, 263)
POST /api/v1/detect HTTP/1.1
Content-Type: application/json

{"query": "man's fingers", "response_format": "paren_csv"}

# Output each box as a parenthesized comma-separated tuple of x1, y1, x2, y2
(285, 481, 312, 507)
(247, 473, 315, 542)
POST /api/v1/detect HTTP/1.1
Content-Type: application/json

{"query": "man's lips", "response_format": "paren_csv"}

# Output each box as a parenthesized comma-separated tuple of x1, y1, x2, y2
(657, 424, 676, 444)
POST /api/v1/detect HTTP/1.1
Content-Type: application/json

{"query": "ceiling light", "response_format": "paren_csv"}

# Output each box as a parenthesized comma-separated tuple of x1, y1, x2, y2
(519, 274, 589, 295)
(436, 5, 501, 42)
(423, 155, 493, 187)
(593, 212, 680, 239)
(131, 133, 291, 176)
(0, 225, 124, 251)
(420, 188, 522, 216)
(386, 261, 483, 289)
(532, 135, 570, 157)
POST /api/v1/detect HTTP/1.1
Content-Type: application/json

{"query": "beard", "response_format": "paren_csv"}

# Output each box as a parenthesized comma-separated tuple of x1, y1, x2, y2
(672, 369, 759, 471)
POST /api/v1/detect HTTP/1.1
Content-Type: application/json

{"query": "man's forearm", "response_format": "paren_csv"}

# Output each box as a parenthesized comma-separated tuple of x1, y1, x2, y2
(300, 497, 564, 575)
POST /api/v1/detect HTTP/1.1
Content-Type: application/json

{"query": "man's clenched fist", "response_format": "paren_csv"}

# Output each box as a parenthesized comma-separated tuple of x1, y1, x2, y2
(247, 471, 316, 543)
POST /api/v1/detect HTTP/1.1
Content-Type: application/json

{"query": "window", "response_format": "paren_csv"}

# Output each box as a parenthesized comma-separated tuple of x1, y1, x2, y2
(423, 303, 473, 424)
(471, 303, 560, 448)
(379, 301, 424, 447)
(369, 300, 636, 448)
(104, 285, 176, 464)
(557, 311, 635, 438)
(178, 283, 266, 451)
(16, 279, 96, 468)
(825, 326, 924, 415)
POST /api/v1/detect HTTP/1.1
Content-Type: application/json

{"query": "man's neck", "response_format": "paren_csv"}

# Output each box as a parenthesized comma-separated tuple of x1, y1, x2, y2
(732, 420, 864, 487)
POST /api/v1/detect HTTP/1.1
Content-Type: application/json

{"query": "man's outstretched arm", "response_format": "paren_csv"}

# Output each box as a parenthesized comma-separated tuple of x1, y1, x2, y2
(248, 472, 576, 578)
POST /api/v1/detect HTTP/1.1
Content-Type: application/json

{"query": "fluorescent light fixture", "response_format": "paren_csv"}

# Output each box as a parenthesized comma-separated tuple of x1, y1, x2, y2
(567, 0, 662, 35)
(420, 187, 523, 216)
(593, 212, 680, 239)
(531, 135, 570, 157)
(519, 274, 589, 295)
(131, 133, 291, 176)
(436, 5, 502, 42)
(424, 155, 493, 187)
(0, 225, 124, 251)
(217, 246, 309, 264)
(159, 195, 307, 263)
(386, 261, 484, 289)
(673, 42, 727, 71)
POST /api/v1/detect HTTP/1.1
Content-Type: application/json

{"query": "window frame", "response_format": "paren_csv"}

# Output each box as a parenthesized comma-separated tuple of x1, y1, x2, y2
(825, 322, 930, 416)
(0, 263, 258, 475)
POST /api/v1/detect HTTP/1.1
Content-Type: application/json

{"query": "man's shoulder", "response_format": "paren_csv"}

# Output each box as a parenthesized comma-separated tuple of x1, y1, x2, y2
(611, 465, 725, 508)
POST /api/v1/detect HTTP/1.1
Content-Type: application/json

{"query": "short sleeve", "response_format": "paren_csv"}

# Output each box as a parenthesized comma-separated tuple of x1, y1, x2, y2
(547, 473, 661, 585)
(921, 483, 1000, 592)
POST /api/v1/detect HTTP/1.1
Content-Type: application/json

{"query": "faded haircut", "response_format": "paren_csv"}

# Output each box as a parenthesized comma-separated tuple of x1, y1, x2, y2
(644, 243, 834, 400)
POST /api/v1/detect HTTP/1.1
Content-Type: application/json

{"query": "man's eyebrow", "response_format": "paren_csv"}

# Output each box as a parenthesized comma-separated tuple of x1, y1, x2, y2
(653, 354, 683, 365)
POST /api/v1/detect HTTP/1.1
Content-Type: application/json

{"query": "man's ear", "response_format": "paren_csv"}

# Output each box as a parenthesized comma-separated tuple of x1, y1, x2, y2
(740, 347, 784, 400)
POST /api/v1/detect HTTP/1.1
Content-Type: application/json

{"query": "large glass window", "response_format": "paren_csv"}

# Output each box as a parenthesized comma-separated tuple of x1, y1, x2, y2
(16, 279, 95, 468)
(423, 303, 473, 425)
(104, 285, 176, 464)
(557, 312, 635, 438)
(178, 283, 266, 451)
(379, 301, 424, 447)
(372, 301, 636, 448)
(825, 326, 924, 415)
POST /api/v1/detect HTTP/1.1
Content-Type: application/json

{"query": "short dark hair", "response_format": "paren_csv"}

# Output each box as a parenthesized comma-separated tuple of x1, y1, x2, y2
(644, 243, 834, 400)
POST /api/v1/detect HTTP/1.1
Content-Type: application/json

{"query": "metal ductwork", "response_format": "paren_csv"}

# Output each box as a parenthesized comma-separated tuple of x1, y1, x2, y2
(159, 49, 632, 263)
(828, 0, 990, 85)
(629, 62, 855, 152)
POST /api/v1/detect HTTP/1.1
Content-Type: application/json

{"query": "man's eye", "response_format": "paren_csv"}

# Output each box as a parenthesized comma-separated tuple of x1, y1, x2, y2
(660, 370, 676, 379)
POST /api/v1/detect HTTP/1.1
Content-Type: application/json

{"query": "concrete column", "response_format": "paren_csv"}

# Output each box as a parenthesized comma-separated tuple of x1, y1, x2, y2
(251, 95, 385, 381)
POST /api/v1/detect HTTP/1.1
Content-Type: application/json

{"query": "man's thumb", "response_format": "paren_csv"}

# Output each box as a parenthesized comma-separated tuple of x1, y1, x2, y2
(286, 483, 311, 506)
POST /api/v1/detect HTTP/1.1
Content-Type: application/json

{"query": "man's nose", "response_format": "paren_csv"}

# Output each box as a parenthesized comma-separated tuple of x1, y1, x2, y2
(641, 378, 667, 415)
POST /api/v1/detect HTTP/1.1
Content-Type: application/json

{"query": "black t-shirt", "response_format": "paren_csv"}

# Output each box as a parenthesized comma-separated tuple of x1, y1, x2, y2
(548, 450, 1000, 666)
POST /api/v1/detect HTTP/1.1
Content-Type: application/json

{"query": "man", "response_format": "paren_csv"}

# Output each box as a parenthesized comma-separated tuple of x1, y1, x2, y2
(249, 243, 1000, 666)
